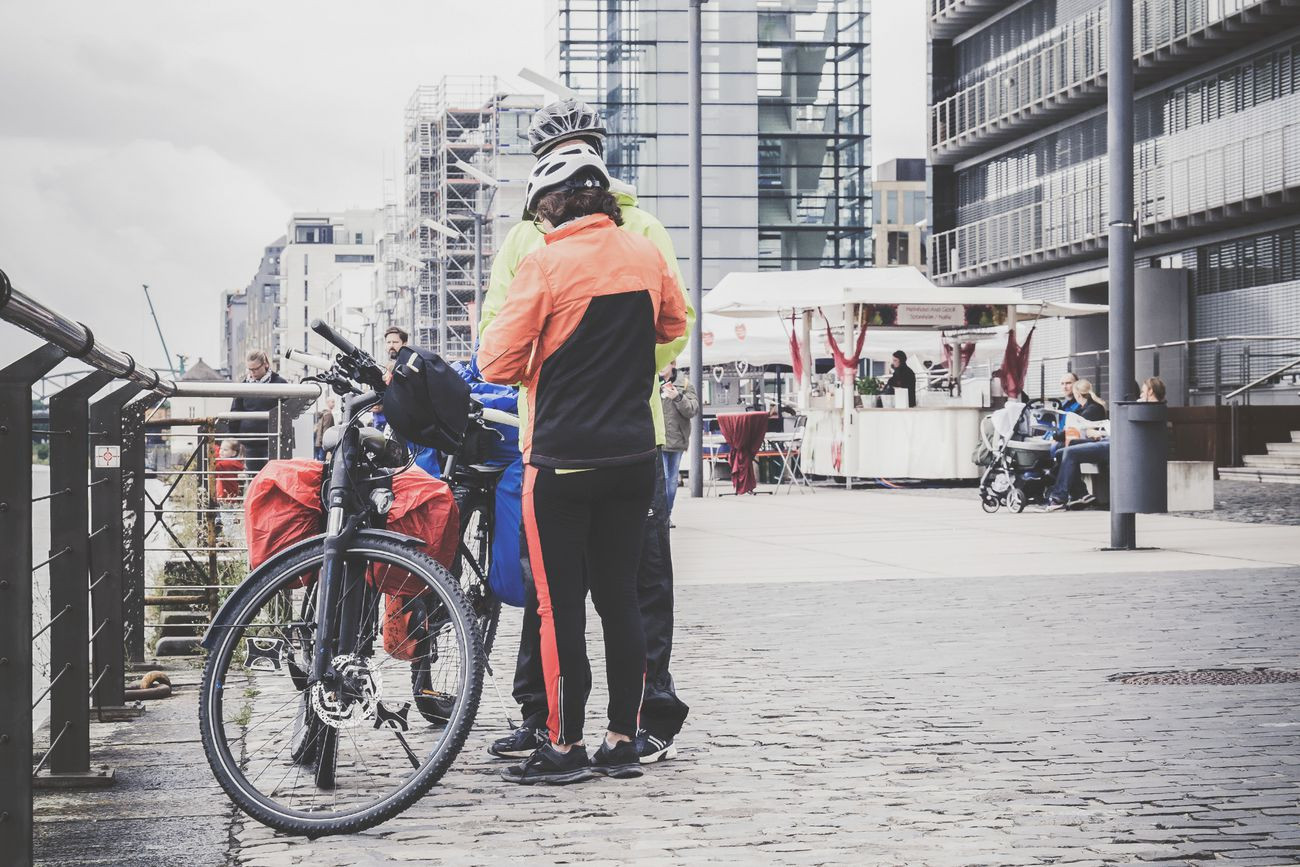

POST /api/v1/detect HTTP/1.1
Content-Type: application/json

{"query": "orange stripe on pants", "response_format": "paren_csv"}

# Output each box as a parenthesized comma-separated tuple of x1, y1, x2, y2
(520, 465, 563, 744)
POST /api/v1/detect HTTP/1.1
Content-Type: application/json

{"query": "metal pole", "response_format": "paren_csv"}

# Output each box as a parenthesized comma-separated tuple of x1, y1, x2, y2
(121, 396, 148, 665)
(1108, 0, 1137, 550)
(688, 0, 706, 498)
(46, 370, 113, 778)
(474, 212, 485, 333)
(0, 343, 65, 866)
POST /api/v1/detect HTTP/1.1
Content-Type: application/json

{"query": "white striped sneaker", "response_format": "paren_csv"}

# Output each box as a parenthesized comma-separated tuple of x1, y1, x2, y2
(633, 731, 678, 764)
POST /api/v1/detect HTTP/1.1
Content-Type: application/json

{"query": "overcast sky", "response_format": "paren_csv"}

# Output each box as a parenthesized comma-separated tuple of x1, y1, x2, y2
(0, 1, 925, 373)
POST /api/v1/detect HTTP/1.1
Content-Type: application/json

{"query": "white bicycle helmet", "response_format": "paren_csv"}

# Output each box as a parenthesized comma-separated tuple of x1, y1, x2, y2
(524, 142, 611, 214)
(528, 98, 607, 156)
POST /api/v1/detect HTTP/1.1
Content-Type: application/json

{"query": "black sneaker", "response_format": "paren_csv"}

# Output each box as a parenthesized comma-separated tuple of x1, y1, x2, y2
(591, 738, 644, 779)
(500, 743, 594, 785)
(487, 722, 547, 759)
(633, 730, 678, 764)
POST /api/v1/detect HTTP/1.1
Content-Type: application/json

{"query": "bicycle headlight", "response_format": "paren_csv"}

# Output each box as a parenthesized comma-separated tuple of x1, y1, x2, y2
(369, 487, 395, 515)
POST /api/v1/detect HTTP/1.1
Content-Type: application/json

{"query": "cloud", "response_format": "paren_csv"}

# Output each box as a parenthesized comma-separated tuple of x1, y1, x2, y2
(0, 136, 288, 370)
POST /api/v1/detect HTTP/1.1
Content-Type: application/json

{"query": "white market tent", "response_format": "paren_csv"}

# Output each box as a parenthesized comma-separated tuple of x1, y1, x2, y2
(703, 266, 1106, 322)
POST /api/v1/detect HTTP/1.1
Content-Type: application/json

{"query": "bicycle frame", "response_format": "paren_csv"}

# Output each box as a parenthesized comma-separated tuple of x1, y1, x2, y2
(310, 389, 381, 687)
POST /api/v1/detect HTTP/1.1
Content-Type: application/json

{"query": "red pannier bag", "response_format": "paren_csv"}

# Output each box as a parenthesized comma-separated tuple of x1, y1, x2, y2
(376, 468, 459, 660)
(244, 459, 325, 587)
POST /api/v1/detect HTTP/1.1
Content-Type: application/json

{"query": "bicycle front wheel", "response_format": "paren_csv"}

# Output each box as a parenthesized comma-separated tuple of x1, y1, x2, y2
(198, 537, 483, 837)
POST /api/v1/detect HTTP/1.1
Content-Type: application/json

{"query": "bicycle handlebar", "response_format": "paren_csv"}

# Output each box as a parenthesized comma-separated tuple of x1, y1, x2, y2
(478, 406, 520, 429)
(311, 318, 360, 357)
(285, 348, 333, 372)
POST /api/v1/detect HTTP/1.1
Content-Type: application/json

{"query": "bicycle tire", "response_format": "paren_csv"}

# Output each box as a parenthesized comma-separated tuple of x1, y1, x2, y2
(198, 537, 483, 837)
(454, 494, 501, 659)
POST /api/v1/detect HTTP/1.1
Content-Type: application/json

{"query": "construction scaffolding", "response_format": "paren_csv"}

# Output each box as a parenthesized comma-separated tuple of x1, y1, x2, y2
(400, 77, 530, 361)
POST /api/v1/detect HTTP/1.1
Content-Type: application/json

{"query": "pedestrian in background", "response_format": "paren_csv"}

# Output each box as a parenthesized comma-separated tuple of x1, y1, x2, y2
(229, 349, 287, 476)
(659, 361, 697, 520)
(313, 396, 336, 461)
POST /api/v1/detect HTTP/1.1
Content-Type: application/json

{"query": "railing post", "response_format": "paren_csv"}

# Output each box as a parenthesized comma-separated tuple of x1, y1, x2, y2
(0, 343, 65, 867)
(42, 370, 114, 785)
(88, 383, 143, 720)
(121, 396, 149, 666)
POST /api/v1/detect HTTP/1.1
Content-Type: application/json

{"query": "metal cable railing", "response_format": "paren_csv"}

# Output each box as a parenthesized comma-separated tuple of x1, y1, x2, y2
(0, 267, 321, 864)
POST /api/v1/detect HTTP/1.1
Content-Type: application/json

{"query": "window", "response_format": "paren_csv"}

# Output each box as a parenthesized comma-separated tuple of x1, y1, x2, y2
(887, 231, 910, 265)
(886, 191, 899, 224)
(904, 191, 925, 225)
(334, 254, 375, 264)
(294, 225, 333, 244)
(303, 257, 309, 275)
(354, 232, 363, 245)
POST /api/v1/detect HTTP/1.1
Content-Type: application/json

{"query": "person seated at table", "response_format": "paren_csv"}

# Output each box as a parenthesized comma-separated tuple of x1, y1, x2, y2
(881, 350, 917, 407)
(1044, 377, 1163, 511)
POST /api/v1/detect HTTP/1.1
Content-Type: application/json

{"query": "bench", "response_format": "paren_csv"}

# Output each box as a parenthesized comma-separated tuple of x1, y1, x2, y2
(1078, 460, 1214, 512)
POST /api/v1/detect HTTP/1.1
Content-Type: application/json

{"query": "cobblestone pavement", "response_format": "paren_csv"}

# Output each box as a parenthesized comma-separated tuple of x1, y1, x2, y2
(1177, 480, 1300, 526)
(36, 564, 1300, 866)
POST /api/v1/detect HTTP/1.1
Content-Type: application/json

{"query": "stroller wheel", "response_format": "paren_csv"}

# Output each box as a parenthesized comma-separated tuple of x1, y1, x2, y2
(1007, 487, 1026, 513)
(981, 494, 1001, 513)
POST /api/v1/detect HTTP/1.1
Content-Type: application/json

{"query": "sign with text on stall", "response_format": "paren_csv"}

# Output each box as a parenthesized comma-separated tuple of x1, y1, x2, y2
(895, 304, 965, 328)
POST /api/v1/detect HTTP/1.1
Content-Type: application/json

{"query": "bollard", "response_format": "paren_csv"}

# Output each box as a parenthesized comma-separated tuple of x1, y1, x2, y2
(0, 343, 66, 867)
(88, 383, 144, 721)
(40, 369, 115, 787)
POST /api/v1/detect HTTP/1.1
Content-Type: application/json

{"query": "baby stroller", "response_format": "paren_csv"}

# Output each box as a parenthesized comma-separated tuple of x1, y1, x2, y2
(974, 401, 1058, 513)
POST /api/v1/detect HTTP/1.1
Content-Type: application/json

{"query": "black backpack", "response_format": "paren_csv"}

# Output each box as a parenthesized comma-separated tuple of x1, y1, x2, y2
(384, 345, 472, 453)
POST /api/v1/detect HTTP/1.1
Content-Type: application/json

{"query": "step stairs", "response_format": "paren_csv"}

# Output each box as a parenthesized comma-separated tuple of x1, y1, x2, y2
(1218, 431, 1300, 484)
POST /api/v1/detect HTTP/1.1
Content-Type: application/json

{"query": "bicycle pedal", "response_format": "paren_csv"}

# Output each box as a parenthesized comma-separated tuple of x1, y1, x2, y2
(244, 637, 285, 672)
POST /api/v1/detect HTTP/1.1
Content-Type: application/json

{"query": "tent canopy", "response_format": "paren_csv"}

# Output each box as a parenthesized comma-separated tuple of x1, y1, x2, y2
(704, 266, 1107, 323)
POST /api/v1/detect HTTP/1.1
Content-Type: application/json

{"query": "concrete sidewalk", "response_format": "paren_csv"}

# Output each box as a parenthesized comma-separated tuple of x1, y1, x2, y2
(33, 486, 1300, 866)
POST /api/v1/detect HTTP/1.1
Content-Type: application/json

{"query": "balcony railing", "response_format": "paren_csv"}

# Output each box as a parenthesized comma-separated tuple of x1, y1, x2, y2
(931, 0, 1282, 162)
(930, 120, 1300, 282)
(929, 0, 1019, 40)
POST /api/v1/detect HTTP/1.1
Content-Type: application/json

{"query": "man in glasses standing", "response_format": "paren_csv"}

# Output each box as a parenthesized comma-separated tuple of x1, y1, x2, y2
(229, 349, 287, 475)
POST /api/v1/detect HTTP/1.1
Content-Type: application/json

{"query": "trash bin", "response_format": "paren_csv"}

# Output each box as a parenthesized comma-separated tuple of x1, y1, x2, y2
(1110, 401, 1168, 514)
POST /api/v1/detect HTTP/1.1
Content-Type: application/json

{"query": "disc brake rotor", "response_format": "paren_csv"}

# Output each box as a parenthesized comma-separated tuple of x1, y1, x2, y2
(310, 654, 384, 729)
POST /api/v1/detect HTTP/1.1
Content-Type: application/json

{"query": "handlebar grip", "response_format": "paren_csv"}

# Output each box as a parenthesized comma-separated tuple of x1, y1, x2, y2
(310, 318, 359, 357)
(284, 348, 334, 371)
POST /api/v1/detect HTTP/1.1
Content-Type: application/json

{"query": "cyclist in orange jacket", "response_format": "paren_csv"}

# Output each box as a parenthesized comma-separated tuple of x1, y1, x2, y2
(479, 143, 687, 784)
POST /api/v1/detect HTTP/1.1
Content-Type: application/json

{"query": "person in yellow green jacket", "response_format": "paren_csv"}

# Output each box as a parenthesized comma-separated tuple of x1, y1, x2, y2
(480, 99, 692, 766)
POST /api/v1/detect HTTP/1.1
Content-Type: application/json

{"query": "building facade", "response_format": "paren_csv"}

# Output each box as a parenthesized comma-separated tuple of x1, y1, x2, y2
(220, 287, 248, 378)
(398, 78, 541, 360)
(279, 212, 379, 376)
(234, 236, 284, 378)
(550, 0, 872, 291)
(873, 157, 928, 269)
(928, 0, 1300, 402)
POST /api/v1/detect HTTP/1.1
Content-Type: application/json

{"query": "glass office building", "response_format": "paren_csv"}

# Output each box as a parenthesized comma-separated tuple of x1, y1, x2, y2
(928, 0, 1300, 401)
(550, 0, 872, 291)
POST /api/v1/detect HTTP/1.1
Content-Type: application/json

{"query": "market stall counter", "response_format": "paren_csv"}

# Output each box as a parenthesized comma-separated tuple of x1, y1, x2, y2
(801, 404, 984, 480)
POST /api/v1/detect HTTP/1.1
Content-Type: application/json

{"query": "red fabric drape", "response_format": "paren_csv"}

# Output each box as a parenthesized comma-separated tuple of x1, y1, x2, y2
(998, 328, 1035, 398)
(820, 310, 868, 383)
(788, 328, 804, 383)
(942, 342, 976, 377)
(717, 411, 769, 495)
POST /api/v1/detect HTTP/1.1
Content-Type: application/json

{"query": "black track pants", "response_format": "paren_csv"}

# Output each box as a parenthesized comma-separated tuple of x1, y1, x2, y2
(521, 461, 654, 744)
(513, 451, 690, 739)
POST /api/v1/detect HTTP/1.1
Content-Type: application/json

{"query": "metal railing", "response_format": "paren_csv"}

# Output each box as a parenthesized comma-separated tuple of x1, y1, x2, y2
(931, 0, 1275, 157)
(1035, 335, 1300, 407)
(0, 268, 320, 865)
(931, 120, 1300, 282)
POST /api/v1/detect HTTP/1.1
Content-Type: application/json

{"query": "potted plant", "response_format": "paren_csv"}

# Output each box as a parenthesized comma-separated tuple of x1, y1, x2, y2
(855, 375, 882, 408)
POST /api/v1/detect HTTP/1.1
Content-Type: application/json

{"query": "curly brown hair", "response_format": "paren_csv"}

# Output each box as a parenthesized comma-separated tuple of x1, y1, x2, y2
(535, 187, 623, 229)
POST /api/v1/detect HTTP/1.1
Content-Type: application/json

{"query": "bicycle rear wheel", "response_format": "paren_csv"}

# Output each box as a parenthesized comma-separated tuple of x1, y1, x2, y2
(199, 537, 482, 836)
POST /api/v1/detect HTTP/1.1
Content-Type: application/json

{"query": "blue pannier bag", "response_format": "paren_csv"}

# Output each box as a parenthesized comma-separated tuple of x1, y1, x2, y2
(488, 458, 527, 607)
(455, 356, 526, 607)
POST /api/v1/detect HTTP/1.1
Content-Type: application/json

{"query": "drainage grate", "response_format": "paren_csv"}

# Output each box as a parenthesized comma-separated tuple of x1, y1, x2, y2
(1109, 668, 1300, 686)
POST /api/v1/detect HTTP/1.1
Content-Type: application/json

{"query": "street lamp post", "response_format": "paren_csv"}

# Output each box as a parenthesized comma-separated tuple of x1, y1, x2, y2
(1107, 0, 1137, 549)
(688, 0, 706, 498)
